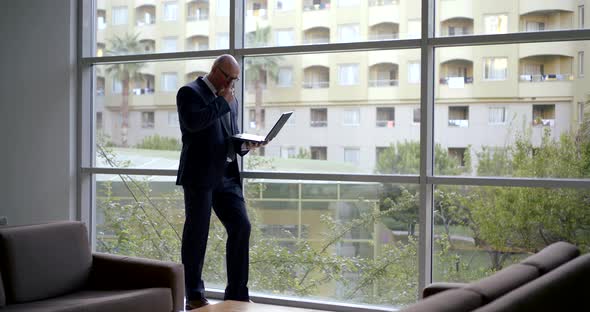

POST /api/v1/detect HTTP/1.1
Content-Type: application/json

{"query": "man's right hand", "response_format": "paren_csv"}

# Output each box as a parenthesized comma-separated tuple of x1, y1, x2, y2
(218, 87, 235, 104)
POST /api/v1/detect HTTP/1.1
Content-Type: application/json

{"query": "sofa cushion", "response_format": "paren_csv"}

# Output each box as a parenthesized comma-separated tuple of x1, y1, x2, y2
(473, 253, 590, 312)
(520, 241, 579, 274)
(0, 288, 172, 312)
(466, 263, 539, 304)
(401, 288, 483, 312)
(0, 222, 92, 303)
(0, 271, 5, 307)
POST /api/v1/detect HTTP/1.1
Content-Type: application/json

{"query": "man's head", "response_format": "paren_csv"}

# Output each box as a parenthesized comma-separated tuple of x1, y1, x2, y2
(208, 54, 240, 91)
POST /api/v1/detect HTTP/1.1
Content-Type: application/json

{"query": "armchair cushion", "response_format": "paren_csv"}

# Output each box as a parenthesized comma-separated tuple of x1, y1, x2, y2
(520, 241, 579, 274)
(0, 222, 92, 303)
(0, 288, 172, 312)
(402, 288, 483, 312)
(423, 282, 467, 298)
(465, 263, 539, 304)
(89, 252, 184, 312)
(0, 271, 5, 307)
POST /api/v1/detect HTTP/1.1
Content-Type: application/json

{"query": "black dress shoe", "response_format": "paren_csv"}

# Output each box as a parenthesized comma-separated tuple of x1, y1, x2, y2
(185, 298, 210, 310)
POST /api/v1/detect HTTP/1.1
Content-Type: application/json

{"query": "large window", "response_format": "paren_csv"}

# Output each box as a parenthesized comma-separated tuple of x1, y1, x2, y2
(85, 1, 590, 311)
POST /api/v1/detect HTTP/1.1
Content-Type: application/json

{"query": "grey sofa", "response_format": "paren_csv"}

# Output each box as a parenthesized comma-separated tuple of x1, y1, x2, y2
(400, 241, 590, 312)
(0, 221, 184, 312)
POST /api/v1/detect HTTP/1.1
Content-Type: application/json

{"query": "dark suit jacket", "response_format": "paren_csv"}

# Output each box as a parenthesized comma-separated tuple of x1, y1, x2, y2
(176, 77, 247, 187)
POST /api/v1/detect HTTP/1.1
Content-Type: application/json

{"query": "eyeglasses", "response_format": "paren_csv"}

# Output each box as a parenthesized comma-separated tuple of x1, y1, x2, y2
(218, 66, 240, 82)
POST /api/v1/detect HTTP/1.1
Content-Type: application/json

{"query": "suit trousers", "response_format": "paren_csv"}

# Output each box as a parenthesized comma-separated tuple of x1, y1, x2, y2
(181, 166, 251, 302)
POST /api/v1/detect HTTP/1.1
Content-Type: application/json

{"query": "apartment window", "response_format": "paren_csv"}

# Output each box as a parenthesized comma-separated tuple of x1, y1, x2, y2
(96, 112, 103, 130)
(162, 37, 177, 52)
(448, 148, 467, 167)
(413, 107, 421, 124)
(338, 64, 359, 85)
(162, 73, 177, 91)
(484, 57, 508, 80)
(343, 109, 360, 126)
(484, 14, 508, 34)
(579, 51, 585, 77)
(141, 112, 155, 128)
(163, 2, 179, 21)
(168, 111, 179, 126)
(112, 78, 123, 94)
(217, 33, 229, 49)
(488, 107, 506, 124)
(249, 109, 265, 128)
(277, 67, 293, 87)
(579, 5, 585, 28)
(338, 0, 359, 7)
(407, 19, 421, 39)
(579, 102, 585, 124)
(275, 29, 295, 46)
(532, 104, 555, 127)
(112, 6, 128, 25)
(449, 106, 469, 127)
(344, 148, 360, 166)
(376, 107, 395, 127)
(311, 108, 327, 127)
(310, 146, 327, 160)
(276, 0, 295, 11)
(408, 61, 421, 83)
(338, 24, 360, 42)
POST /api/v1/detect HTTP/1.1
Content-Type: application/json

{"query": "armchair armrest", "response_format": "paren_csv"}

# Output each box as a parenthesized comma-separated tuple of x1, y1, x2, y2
(423, 282, 467, 298)
(88, 252, 184, 312)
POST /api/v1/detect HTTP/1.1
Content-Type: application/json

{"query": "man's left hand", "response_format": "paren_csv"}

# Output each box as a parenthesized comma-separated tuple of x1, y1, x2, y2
(245, 141, 267, 150)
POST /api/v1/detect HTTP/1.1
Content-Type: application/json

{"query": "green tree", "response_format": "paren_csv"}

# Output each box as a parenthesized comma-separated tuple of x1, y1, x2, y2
(105, 33, 145, 147)
(245, 26, 281, 130)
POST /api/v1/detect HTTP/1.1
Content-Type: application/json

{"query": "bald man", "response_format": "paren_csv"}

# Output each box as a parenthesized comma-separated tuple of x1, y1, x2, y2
(176, 55, 262, 309)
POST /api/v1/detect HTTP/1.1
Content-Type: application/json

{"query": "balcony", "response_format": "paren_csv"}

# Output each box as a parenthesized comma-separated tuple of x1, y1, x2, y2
(135, 5, 156, 26)
(302, 81, 329, 89)
(518, 55, 574, 97)
(186, 0, 209, 21)
(303, 27, 330, 44)
(186, 35, 209, 51)
(369, 63, 399, 87)
(520, 11, 574, 32)
(439, 59, 473, 86)
(369, 22, 399, 40)
(440, 17, 473, 36)
(246, 0, 268, 19)
(519, 0, 575, 16)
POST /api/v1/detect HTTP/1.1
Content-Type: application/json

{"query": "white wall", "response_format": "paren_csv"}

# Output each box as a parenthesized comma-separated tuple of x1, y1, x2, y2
(0, 0, 77, 226)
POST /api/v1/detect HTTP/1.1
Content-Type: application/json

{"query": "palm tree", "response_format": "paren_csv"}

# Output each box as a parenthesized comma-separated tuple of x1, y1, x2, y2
(245, 26, 281, 130)
(105, 33, 145, 147)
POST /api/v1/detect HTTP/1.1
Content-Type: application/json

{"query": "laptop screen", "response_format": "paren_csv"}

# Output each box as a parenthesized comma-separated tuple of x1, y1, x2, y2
(264, 111, 293, 142)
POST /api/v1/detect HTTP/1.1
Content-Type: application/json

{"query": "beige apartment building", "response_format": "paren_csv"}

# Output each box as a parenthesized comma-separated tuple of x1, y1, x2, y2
(95, 0, 590, 174)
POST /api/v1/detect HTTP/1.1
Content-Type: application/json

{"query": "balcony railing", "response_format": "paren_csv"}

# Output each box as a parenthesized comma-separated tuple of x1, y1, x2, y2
(303, 38, 330, 44)
(369, 79, 399, 87)
(303, 81, 329, 88)
(533, 118, 555, 127)
(369, 0, 399, 6)
(448, 119, 469, 127)
(439, 76, 473, 84)
(132, 88, 155, 95)
(187, 13, 208, 21)
(246, 9, 268, 18)
(376, 120, 395, 127)
(519, 74, 574, 82)
(303, 2, 331, 11)
(310, 120, 328, 127)
(368, 33, 400, 40)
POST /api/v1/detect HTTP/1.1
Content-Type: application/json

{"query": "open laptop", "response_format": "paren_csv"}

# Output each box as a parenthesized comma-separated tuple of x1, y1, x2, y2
(232, 111, 293, 144)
